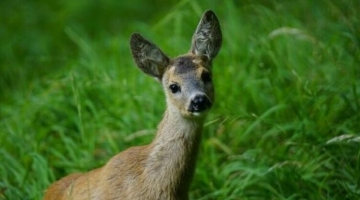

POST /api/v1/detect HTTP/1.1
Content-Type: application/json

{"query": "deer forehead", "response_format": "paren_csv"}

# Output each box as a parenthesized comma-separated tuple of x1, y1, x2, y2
(166, 56, 209, 81)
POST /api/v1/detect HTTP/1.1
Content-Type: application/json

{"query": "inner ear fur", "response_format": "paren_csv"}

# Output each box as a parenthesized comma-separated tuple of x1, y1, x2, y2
(190, 10, 222, 61)
(130, 33, 170, 80)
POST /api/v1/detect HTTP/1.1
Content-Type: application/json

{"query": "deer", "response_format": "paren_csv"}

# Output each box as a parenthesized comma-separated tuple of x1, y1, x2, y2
(44, 10, 222, 200)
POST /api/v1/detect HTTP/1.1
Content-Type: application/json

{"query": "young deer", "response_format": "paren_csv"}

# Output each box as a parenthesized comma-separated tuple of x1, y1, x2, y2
(44, 10, 222, 200)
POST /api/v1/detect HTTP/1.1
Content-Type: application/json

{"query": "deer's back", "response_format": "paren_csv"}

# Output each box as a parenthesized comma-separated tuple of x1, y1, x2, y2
(44, 145, 151, 200)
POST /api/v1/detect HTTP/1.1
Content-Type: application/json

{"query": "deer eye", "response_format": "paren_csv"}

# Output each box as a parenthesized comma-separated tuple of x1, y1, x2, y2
(201, 72, 212, 83)
(169, 84, 180, 93)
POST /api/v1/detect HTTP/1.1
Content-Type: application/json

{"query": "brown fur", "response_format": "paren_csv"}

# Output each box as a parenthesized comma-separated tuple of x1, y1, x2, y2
(44, 10, 222, 200)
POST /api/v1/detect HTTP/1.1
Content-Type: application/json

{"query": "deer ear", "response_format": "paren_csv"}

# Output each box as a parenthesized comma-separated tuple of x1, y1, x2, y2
(130, 33, 170, 80)
(190, 10, 222, 61)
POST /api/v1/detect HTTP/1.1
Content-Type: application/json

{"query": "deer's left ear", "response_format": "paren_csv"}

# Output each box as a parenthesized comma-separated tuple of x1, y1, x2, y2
(130, 33, 170, 81)
(190, 10, 222, 61)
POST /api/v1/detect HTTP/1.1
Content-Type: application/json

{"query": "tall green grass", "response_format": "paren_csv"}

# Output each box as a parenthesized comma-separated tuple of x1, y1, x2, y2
(0, 0, 359, 199)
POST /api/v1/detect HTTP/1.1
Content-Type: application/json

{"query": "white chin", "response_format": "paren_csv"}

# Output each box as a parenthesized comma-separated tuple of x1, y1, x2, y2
(191, 112, 206, 117)
(192, 112, 201, 116)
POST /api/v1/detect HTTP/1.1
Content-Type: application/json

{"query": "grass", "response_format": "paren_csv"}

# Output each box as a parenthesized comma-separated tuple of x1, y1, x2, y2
(0, 0, 359, 199)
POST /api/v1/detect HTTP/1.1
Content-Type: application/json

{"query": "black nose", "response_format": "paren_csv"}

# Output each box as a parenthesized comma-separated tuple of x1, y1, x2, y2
(189, 95, 212, 112)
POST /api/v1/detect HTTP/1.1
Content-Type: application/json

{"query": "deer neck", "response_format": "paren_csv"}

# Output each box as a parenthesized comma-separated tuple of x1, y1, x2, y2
(144, 107, 205, 192)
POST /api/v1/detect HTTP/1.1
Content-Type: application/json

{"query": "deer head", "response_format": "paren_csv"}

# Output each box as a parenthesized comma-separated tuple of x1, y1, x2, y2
(130, 10, 222, 118)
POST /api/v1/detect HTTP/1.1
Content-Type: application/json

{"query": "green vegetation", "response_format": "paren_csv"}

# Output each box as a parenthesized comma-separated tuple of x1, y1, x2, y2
(1, 0, 359, 199)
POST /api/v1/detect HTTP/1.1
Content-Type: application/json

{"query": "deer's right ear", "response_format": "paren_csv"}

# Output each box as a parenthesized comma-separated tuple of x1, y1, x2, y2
(130, 33, 170, 81)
